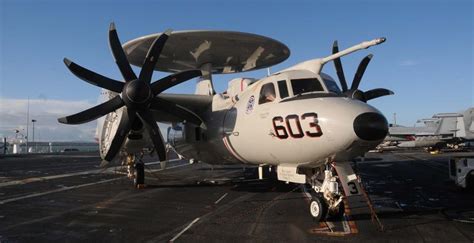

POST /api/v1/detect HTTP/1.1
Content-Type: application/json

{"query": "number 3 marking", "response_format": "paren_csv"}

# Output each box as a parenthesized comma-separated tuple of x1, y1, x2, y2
(347, 182, 359, 194)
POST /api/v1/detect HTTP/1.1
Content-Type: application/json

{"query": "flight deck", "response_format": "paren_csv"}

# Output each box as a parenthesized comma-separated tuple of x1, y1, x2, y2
(0, 150, 473, 242)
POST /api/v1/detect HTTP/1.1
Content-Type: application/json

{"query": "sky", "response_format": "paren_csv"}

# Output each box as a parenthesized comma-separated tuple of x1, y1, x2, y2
(0, 0, 473, 141)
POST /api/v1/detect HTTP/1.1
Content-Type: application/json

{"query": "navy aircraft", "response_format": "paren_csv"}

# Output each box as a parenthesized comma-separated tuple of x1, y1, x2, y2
(382, 108, 474, 152)
(58, 23, 393, 221)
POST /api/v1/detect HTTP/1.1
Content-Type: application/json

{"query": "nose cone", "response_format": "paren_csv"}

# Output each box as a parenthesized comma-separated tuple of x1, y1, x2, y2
(353, 112, 388, 141)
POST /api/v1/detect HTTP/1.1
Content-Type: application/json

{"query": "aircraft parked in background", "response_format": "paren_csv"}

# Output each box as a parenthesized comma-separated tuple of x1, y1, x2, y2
(380, 108, 474, 152)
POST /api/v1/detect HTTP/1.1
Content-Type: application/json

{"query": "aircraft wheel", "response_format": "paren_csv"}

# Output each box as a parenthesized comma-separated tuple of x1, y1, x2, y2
(134, 162, 145, 187)
(309, 195, 328, 222)
(466, 171, 474, 190)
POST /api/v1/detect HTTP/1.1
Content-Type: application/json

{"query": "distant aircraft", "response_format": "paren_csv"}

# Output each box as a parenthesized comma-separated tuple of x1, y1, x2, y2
(58, 23, 393, 221)
(381, 108, 474, 152)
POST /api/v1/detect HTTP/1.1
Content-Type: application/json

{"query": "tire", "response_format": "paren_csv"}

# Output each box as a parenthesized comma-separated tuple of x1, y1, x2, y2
(135, 162, 145, 186)
(309, 195, 328, 222)
(466, 171, 474, 190)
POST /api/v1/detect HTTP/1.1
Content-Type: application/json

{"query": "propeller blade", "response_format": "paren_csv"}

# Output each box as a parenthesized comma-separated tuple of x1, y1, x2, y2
(139, 30, 172, 83)
(332, 41, 348, 92)
(58, 96, 124, 124)
(109, 23, 137, 82)
(100, 160, 109, 167)
(104, 108, 136, 162)
(365, 88, 394, 101)
(63, 58, 124, 93)
(136, 110, 167, 161)
(344, 89, 366, 102)
(351, 54, 373, 90)
(151, 69, 202, 95)
(150, 97, 203, 126)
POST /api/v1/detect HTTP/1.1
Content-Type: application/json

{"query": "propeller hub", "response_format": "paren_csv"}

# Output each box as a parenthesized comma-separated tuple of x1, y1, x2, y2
(124, 80, 152, 105)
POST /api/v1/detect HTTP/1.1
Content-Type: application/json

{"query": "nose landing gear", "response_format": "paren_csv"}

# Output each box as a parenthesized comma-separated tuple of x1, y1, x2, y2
(307, 164, 345, 221)
(309, 194, 329, 222)
(305, 161, 383, 231)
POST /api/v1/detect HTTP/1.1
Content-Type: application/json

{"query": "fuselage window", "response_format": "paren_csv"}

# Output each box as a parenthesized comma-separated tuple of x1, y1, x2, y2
(277, 80, 289, 99)
(323, 79, 342, 94)
(291, 78, 324, 96)
(259, 83, 276, 104)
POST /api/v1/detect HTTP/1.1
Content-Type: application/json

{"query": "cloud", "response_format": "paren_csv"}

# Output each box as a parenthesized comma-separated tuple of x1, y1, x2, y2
(0, 98, 97, 141)
(399, 59, 419, 66)
(0, 98, 171, 142)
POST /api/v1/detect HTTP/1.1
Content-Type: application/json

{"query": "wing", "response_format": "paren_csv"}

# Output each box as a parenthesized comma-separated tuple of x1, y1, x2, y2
(150, 93, 213, 124)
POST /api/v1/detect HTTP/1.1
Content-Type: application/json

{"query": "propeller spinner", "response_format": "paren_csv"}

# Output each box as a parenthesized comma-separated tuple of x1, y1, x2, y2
(332, 40, 394, 102)
(58, 23, 203, 164)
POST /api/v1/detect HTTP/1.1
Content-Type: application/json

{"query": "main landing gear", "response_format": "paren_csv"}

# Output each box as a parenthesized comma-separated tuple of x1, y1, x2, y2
(134, 161, 145, 188)
(122, 153, 146, 189)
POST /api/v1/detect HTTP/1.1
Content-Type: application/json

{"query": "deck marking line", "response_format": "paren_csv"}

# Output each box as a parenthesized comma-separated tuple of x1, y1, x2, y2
(147, 163, 189, 173)
(169, 217, 200, 242)
(148, 192, 256, 242)
(0, 159, 181, 188)
(214, 193, 228, 204)
(0, 178, 120, 205)
(0, 163, 189, 205)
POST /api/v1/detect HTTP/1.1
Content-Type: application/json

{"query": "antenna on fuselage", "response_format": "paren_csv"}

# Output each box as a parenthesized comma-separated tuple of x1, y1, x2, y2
(279, 37, 386, 75)
(267, 68, 271, 76)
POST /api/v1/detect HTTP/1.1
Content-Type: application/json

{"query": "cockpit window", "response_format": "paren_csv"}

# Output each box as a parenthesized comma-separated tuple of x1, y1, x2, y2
(323, 78, 342, 93)
(277, 80, 289, 99)
(291, 78, 324, 95)
(259, 83, 276, 104)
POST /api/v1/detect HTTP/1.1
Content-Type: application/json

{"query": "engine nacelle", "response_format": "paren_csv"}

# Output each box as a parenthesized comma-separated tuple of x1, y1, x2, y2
(167, 123, 185, 147)
(98, 109, 121, 159)
(167, 122, 209, 146)
(167, 122, 217, 162)
(98, 110, 156, 160)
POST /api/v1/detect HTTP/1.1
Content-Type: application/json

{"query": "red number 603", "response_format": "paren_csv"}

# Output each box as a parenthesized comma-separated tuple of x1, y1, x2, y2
(272, 112, 323, 139)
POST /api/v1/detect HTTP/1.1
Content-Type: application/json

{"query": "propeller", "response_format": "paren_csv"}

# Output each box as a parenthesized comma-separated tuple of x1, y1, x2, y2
(58, 23, 203, 165)
(332, 40, 394, 102)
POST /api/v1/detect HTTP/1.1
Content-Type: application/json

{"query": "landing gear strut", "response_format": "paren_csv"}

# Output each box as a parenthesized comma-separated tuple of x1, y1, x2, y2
(134, 162, 145, 188)
(307, 163, 345, 221)
(122, 153, 146, 189)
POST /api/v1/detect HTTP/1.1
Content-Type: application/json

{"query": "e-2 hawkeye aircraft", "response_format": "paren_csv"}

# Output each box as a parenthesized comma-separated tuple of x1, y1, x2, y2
(58, 23, 393, 221)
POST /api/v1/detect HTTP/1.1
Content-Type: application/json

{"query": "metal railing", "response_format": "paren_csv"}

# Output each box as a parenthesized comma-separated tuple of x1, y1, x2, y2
(0, 141, 98, 155)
